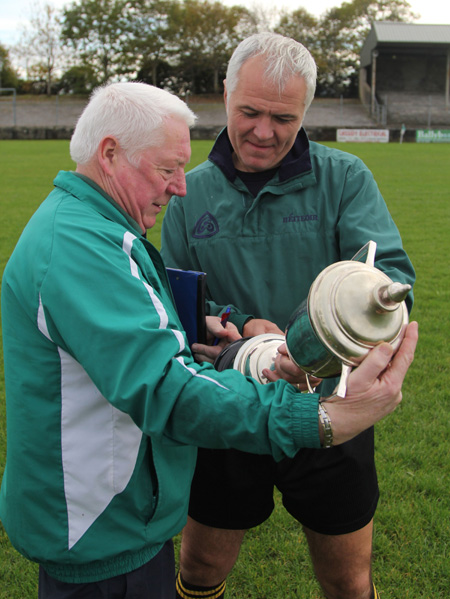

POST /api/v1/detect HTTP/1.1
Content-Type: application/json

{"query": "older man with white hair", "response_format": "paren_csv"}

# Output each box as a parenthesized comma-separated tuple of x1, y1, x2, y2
(0, 81, 417, 599)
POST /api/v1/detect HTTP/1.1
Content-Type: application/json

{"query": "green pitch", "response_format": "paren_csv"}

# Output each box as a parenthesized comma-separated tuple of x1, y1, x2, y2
(0, 139, 449, 598)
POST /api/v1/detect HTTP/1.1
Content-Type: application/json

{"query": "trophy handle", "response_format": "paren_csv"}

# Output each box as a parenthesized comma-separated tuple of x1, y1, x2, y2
(305, 373, 316, 394)
(351, 240, 377, 267)
(336, 363, 353, 397)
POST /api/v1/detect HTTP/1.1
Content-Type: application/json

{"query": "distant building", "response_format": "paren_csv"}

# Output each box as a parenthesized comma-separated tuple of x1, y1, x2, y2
(360, 22, 450, 126)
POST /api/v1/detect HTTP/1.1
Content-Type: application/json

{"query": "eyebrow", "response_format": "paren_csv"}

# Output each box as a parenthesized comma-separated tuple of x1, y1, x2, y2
(240, 104, 297, 120)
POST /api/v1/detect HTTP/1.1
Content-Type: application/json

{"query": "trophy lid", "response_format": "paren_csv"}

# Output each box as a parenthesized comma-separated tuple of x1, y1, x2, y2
(308, 246, 410, 366)
(233, 334, 285, 383)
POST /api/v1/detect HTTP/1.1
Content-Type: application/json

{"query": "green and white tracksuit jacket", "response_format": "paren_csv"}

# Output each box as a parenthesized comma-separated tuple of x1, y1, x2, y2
(0, 171, 320, 583)
(161, 128, 415, 394)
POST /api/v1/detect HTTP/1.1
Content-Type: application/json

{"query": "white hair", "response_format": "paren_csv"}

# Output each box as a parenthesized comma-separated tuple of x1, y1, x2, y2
(226, 32, 317, 112)
(70, 82, 197, 165)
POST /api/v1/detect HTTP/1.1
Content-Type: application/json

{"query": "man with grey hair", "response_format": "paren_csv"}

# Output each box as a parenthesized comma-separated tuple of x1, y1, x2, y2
(161, 33, 416, 599)
(0, 80, 417, 598)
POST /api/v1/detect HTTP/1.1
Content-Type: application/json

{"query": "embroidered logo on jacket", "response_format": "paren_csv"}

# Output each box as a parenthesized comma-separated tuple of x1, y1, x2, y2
(193, 212, 219, 239)
(283, 213, 318, 223)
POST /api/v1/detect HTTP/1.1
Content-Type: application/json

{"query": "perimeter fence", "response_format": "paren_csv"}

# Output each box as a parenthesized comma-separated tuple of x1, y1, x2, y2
(0, 91, 85, 128)
(377, 92, 450, 128)
(0, 94, 375, 129)
(1, 90, 449, 138)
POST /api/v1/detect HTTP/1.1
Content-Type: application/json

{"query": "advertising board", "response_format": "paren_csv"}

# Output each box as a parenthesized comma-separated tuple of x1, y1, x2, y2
(416, 130, 450, 143)
(337, 129, 389, 143)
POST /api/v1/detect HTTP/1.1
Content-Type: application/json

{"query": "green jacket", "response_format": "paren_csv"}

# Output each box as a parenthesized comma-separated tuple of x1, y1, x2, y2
(161, 128, 415, 393)
(1, 171, 320, 583)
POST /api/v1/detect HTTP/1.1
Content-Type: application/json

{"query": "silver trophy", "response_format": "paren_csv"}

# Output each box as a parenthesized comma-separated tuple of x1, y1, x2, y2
(214, 241, 410, 396)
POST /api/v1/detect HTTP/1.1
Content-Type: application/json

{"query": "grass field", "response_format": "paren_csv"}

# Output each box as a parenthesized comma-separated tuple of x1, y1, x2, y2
(0, 139, 449, 598)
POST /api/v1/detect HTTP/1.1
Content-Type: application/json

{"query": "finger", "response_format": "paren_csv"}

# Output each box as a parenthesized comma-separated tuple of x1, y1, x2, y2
(384, 321, 418, 383)
(276, 343, 288, 356)
(275, 355, 299, 376)
(348, 322, 418, 393)
(191, 343, 222, 360)
(348, 342, 394, 390)
(223, 323, 242, 342)
(261, 368, 281, 382)
(193, 352, 215, 364)
(205, 316, 223, 336)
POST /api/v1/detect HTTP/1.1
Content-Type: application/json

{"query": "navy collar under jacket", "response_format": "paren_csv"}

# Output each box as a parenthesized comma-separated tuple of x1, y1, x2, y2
(208, 127, 313, 183)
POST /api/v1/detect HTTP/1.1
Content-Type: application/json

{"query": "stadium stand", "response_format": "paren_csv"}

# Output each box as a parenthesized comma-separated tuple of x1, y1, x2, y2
(360, 22, 450, 127)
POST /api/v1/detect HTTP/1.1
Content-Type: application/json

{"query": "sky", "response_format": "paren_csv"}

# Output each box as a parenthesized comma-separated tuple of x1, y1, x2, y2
(0, 0, 449, 48)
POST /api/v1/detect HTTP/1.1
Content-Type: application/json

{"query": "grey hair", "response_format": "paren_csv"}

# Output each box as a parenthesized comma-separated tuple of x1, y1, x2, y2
(225, 32, 317, 112)
(70, 82, 197, 166)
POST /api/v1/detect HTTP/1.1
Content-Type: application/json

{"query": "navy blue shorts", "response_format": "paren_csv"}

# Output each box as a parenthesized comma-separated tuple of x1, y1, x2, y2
(188, 428, 379, 535)
(38, 540, 175, 599)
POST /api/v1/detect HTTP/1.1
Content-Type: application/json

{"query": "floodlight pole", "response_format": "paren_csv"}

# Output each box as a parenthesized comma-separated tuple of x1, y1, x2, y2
(446, 49, 449, 109)
(371, 50, 378, 117)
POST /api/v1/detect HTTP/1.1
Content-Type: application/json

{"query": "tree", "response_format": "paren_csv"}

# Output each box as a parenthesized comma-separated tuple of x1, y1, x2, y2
(58, 64, 99, 94)
(316, 0, 417, 95)
(241, 2, 281, 34)
(61, 0, 133, 84)
(0, 44, 19, 90)
(275, 8, 320, 59)
(275, 6, 354, 96)
(123, 0, 174, 87)
(274, 0, 417, 97)
(14, 2, 67, 95)
(336, 0, 417, 35)
(166, 0, 251, 94)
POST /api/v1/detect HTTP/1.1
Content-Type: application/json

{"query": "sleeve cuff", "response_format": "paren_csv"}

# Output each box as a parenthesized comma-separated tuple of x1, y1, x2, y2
(290, 390, 321, 449)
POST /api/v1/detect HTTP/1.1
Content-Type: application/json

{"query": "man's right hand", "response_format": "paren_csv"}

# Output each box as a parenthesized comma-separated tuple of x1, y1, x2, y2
(242, 318, 283, 337)
(322, 321, 418, 446)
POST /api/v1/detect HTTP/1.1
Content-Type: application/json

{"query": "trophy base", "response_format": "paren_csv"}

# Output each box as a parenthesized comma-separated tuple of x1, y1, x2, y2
(215, 334, 285, 384)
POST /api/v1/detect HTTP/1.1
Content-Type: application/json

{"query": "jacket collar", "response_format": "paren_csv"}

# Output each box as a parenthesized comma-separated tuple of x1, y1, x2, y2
(208, 127, 312, 183)
(53, 171, 143, 237)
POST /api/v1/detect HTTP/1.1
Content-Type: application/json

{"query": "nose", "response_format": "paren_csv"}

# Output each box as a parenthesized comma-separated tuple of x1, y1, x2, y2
(253, 116, 273, 141)
(167, 169, 187, 197)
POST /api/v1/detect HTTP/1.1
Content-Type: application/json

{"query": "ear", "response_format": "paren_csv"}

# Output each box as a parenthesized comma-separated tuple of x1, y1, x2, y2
(223, 79, 227, 108)
(97, 136, 118, 176)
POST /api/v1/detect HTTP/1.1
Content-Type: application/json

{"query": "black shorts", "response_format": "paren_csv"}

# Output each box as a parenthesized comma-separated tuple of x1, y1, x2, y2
(38, 541, 175, 599)
(188, 428, 379, 535)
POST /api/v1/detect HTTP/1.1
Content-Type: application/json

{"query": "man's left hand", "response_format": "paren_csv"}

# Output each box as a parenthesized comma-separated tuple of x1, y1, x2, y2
(191, 316, 241, 364)
(262, 343, 322, 390)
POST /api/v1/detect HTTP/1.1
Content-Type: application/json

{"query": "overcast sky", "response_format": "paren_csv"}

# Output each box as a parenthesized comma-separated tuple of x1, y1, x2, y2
(1, 0, 449, 47)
